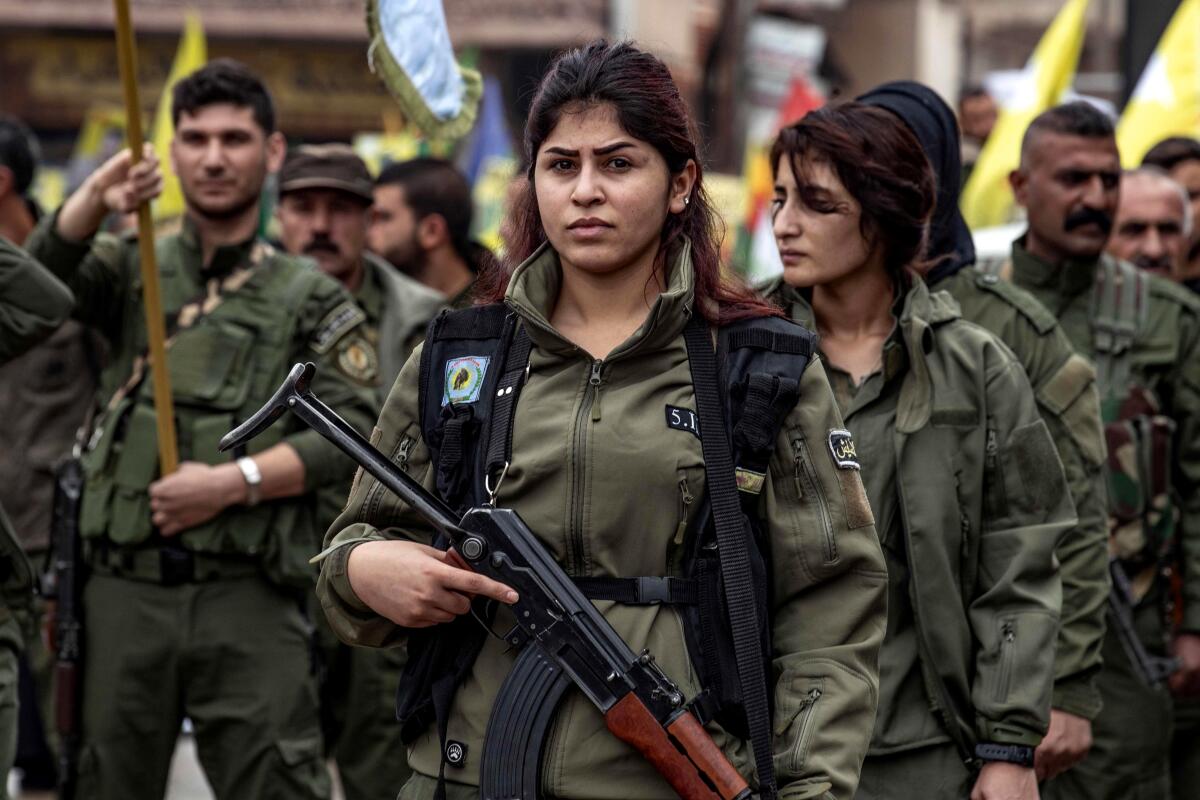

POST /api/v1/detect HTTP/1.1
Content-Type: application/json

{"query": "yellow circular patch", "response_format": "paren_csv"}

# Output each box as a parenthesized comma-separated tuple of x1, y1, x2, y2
(337, 336, 379, 384)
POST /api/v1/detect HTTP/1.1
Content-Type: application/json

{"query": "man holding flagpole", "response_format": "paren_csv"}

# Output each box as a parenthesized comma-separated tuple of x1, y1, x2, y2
(22, 60, 376, 799)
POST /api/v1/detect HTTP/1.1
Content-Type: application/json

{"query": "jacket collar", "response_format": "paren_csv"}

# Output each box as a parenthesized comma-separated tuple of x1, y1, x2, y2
(774, 276, 959, 433)
(1011, 236, 1098, 299)
(177, 214, 262, 279)
(504, 240, 696, 359)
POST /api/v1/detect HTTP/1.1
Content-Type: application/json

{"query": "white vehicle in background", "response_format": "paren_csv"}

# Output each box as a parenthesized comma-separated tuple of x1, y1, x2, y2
(964, 221, 1022, 275)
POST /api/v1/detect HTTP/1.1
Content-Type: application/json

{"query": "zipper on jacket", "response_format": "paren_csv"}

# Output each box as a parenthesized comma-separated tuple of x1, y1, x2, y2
(789, 687, 823, 771)
(568, 360, 604, 575)
(984, 422, 1007, 517)
(589, 360, 604, 422)
(673, 477, 694, 545)
(995, 621, 1017, 703)
(395, 435, 414, 472)
(792, 437, 835, 562)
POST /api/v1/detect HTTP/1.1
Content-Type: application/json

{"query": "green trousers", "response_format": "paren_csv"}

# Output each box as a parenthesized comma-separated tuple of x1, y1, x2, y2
(1172, 698, 1200, 800)
(855, 743, 972, 800)
(1041, 604, 1174, 800)
(79, 572, 330, 800)
(316, 607, 411, 800)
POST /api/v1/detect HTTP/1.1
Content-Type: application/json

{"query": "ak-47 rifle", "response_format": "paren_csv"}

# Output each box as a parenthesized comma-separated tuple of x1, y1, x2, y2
(45, 454, 86, 799)
(220, 363, 752, 800)
(1108, 558, 1180, 687)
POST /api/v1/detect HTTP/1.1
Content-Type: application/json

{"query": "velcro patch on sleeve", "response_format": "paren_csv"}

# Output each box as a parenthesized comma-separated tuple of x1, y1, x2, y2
(827, 428, 860, 470)
(311, 301, 366, 354)
(665, 405, 701, 439)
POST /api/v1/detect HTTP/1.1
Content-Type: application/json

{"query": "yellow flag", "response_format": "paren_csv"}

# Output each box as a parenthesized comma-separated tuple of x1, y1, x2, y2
(961, 0, 1090, 229)
(1117, 0, 1200, 166)
(152, 11, 206, 220)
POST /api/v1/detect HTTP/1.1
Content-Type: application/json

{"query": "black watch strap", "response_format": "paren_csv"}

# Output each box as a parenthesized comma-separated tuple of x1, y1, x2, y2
(974, 742, 1035, 767)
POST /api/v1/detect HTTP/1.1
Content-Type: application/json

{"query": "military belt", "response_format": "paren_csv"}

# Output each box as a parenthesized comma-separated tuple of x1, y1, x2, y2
(89, 544, 260, 585)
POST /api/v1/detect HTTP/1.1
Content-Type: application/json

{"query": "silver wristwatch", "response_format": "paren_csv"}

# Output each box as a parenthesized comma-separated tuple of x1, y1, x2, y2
(236, 456, 263, 506)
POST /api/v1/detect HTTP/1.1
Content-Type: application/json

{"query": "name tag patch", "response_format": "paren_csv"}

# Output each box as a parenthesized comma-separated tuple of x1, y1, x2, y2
(443, 356, 490, 405)
(666, 405, 700, 438)
(828, 428, 860, 470)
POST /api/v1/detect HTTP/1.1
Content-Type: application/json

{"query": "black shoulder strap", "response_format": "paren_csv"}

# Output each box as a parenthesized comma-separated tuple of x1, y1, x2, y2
(482, 322, 533, 502)
(683, 313, 778, 800)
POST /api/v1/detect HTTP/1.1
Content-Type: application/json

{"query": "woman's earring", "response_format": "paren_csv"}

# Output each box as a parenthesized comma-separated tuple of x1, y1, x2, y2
(684, 196, 690, 206)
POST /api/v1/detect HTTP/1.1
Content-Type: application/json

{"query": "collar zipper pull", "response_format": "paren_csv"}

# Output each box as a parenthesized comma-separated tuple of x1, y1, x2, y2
(590, 361, 604, 422)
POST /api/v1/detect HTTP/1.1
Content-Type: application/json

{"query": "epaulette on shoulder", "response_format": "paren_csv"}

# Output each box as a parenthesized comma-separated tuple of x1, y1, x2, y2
(1147, 271, 1200, 314)
(972, 268, 1058, 335)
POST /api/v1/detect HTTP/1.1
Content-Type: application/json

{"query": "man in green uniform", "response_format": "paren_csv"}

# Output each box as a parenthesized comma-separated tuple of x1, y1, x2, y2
(853, 82, 1111, 783)
(0, 115, 102, 794)
(277, 144, 445, 403)
(1142, 137, 1200, 293)
(0, 235, 74, 798)
(22, 60, 377, 799)
(275, 143, 443, 800)
(1106, 167, 1190, 280)
(1001, 102, 1200, 800)
(369, 158, 486, 309)
(1105, 165, 1200, 800)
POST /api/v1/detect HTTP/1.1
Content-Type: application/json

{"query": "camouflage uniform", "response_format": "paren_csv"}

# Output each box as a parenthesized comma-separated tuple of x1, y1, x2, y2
(999, 240, 1200, 800)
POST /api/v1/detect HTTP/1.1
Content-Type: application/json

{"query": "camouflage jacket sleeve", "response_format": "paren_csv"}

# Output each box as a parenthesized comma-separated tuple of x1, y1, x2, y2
(1172, 299, 1200, 633)
(22, 209, 130, 341)
(1030, 346, 1109, 719)
(287, 278, 381, 496)
(0, 236, 74, 363)
(763, 358, 888, 800)
(314, 341, 433, 648)
(969, 346, 1071, 747)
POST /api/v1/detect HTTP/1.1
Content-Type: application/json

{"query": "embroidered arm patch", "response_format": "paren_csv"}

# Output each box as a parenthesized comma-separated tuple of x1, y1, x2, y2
(827, 428, 860, 470)
(311, 301, 367, 354)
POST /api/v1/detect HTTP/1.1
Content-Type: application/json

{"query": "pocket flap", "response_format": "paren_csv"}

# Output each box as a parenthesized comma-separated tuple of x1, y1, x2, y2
(166, 322, 254, 410)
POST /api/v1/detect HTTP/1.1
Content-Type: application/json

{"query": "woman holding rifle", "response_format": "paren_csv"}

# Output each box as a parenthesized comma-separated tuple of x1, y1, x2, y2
(316, 41, 887, 800)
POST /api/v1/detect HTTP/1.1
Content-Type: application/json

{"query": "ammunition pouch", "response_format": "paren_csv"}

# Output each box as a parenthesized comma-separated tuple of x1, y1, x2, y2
(77, 252, 325, 587)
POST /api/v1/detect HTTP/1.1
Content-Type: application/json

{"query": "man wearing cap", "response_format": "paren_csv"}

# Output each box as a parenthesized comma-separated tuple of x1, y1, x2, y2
(278, 144, 444, 406)
(276, 143, 442, 800)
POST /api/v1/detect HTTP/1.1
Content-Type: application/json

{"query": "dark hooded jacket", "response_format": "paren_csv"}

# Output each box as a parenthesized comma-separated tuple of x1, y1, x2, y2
(859, 81, 1112, 720)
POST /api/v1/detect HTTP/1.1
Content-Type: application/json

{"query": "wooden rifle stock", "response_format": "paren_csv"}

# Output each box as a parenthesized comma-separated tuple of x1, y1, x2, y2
(605, 693, 751, 800)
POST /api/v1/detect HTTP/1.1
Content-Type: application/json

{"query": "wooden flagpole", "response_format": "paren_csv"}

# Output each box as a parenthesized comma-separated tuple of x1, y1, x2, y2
(112, 0, 179, 474)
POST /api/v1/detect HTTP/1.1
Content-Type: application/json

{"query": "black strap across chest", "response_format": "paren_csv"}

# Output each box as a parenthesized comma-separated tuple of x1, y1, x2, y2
(683, 312, 778, 799)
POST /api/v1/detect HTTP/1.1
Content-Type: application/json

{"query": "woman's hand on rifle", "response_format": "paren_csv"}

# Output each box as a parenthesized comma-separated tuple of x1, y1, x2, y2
(348, 540, 518, 627)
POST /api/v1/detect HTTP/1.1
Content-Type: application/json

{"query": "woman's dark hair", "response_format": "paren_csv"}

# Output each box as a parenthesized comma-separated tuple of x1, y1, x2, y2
(770, 102, 936, 279)
(479, 40, 778, 324)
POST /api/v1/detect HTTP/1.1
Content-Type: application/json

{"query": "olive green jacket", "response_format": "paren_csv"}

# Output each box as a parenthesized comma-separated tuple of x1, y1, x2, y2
(926, 266, 1109, 720)
(0, 235, 73, 361)
(1008, 242, 1200, 634)
(316, 243, 889, 800)
(355, 252, 445, 404)
(24, 213, 378, 584)
(764, 278, 1073, 751)
(0, 236, 65, 639)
